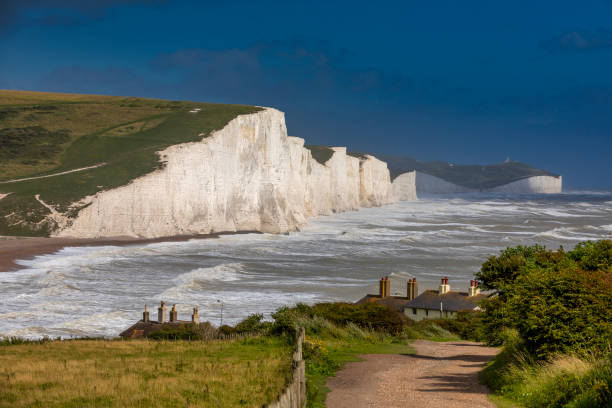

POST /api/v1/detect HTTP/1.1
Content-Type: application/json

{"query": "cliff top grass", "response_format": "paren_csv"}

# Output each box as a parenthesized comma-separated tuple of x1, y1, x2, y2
(380, 154, 559, 189)
(0, 90, 260, 236)
(304, 145, 335, 165)
(0, 336, 292, 408)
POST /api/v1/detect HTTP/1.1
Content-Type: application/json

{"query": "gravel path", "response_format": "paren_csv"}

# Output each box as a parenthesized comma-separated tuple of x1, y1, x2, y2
(325, 340, 498, 408)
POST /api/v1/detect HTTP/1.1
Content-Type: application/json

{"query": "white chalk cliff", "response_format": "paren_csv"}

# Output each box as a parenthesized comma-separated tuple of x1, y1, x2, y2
(489, 175, 562, 194)
(412, 171, 562, 195)
(392, 171, 418, 201)
(56, 108, 405, 238)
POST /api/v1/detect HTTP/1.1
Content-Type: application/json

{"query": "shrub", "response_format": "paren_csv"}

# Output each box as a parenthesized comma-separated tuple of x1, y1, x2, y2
(568, 240, 612, 272)
(311, 302, 407, 334)
(234, 313, 272, 334)
(146, 323, 203, 340)
(145, 322, 219, 340)
(507, 267, 612, 359)
(217, 325, 236, 336)
(431, 310, 486, 341)
(476, 240, 612, 358)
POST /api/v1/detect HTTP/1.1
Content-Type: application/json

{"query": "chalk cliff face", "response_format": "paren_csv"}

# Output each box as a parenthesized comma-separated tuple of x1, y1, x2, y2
(489, 176, 562, 194)
(56, 108, 400, 238)
(392, 171, 418, 201)
(415, 172, 472, 195)
(412, 171, 562, 195)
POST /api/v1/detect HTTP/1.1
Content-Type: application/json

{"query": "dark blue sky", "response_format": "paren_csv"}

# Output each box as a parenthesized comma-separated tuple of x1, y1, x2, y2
(1, 1, 611, 189)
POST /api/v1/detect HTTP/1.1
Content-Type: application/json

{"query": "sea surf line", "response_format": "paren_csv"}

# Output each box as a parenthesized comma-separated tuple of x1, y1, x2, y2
(0, 192, 610, 339)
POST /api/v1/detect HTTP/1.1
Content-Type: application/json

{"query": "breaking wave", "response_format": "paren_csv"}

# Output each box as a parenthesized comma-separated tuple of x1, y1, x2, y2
(1, 191, 611, 339)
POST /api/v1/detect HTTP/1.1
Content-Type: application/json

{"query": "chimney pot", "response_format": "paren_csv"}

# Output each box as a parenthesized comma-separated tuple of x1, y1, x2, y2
(158, 301, 168, 323)
(192, 307, 200, 324)
(169, 304, 178, 323)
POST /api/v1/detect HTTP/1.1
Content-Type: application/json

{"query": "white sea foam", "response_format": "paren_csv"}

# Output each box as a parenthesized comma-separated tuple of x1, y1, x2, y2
(2, 193, 611, 339)
(534, 227, 600, 241)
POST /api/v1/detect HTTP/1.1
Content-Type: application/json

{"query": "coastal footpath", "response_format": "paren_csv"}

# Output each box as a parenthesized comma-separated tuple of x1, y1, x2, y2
(55, 108, 409, 238)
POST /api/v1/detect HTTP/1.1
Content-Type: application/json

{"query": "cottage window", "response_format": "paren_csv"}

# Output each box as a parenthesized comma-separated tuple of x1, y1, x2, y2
(425, 310, 429, 316)
(412, 308, 417, 315)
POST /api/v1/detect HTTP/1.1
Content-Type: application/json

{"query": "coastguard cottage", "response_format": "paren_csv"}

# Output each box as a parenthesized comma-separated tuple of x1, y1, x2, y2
(356, 277, 486, 320)
(404, 278, 486, 321)
(119, 301, 200, 338)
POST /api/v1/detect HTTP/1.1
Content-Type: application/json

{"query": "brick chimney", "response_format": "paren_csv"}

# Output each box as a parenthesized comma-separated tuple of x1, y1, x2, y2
(169, 304, 178, 323)
(143, 304, 149, 322)
(439, 277, 450, 294)
(158, 301, 167, 323)
(469, 280, 481, 297)
(192, 307, 200, 324)
(407, 278, 419, 300)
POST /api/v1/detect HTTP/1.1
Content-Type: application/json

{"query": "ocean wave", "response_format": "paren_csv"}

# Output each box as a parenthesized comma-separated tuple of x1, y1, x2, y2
(157, 263, 246, 300)
(534, 227, 601, 241)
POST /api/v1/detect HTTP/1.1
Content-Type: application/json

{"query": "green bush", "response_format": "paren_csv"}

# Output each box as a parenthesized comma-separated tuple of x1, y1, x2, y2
(234, 313, 272, 334)
(507, 267, 612, 359)
(476, 240, 612, 358)
(431, 311, 486, 341)
(478, 240, 612, 407)
(146, 324, 203, 340)
(311, 302, 407, 334)
(568, 240, 612, 272)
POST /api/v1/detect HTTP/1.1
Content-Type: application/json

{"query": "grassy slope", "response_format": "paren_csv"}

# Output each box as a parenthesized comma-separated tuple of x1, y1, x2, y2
(304, 145, 335, 165)
(0, 337, 291, 408)
(0, 90, 259, 236)
(479, 332, 612, 408)
(380, 155, 559, 189)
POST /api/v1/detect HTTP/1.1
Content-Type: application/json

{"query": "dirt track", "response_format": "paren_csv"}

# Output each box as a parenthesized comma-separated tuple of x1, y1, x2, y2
(325, 340, 498, 408)
(0, 163, 106, 184)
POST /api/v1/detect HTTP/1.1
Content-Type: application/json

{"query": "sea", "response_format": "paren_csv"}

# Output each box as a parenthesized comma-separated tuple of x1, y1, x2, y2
(1, 192, 611, 339)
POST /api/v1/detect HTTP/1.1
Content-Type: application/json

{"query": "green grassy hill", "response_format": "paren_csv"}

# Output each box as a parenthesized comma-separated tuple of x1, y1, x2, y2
(379, 155, 559, 190)
(0, 90, 259, 236)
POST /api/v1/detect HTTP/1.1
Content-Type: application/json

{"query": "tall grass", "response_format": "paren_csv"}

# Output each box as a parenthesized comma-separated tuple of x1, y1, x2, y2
(480, 329, 612, 408)
(0, 337, 292, 408)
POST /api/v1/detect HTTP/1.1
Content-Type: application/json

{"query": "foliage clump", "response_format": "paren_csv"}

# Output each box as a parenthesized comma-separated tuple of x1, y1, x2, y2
(476, 240, 612, 408)
(270, 302, 408, 337)
(476, 240, 612, 359)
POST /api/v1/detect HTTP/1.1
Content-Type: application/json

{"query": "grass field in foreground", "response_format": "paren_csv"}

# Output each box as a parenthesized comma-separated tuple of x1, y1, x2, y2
(0, 337, 292, 408)
(0, 90, 259, 236)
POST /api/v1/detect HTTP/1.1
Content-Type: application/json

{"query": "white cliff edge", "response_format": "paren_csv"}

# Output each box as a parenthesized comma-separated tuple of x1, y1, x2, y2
(392, 171, 418, 201)
(411, 171, 562, 194)
(55, 108, 406, 238)
(489, 176, 562, 194)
